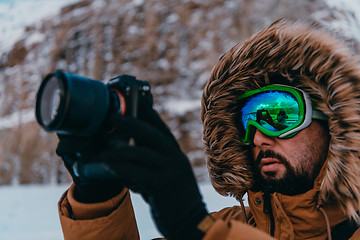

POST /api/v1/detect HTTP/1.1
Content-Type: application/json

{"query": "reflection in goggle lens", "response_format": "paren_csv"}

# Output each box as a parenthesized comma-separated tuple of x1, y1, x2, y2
(241, 91, 300, 132)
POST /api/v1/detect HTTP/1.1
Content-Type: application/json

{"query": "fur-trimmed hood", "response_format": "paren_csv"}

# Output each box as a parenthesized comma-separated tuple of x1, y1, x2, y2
(201, 18, 360, 221)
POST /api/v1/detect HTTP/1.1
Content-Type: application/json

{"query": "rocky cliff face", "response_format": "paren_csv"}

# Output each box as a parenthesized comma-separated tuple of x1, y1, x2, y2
(0, 0, 358, 184)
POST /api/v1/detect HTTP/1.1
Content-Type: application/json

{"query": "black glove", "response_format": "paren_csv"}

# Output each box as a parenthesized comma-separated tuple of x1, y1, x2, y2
(56, 134, 124, 203)
(75, 110, 210, 240)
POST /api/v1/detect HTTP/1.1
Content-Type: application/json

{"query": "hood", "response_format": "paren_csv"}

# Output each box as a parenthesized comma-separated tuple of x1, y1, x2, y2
(201, 18, 360, 221)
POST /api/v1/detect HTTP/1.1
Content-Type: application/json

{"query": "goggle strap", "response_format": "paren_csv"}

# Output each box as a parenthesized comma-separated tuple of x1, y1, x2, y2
(312, 110, 328, 121)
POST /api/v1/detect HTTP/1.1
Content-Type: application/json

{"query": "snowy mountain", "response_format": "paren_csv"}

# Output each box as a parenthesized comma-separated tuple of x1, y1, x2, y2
(1, 0, 360, 187)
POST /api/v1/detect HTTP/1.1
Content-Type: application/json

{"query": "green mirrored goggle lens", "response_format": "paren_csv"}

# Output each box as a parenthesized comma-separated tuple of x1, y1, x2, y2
(239, 85, 328, 144)
(241, 90, 300, 133)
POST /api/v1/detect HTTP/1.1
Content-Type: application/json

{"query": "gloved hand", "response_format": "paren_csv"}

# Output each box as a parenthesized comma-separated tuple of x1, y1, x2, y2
(56, 134, 124, 203)
(74, 109, 210, 240)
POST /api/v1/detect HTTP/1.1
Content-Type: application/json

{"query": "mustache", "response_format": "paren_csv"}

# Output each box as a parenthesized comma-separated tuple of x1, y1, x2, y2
(255, 150, 288, 166)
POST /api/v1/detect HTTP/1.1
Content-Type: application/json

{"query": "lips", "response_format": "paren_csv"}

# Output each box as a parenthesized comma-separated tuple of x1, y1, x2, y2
(260, 158, 282, 172)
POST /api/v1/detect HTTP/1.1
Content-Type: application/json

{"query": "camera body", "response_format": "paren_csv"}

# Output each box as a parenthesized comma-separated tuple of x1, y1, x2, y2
(35, 70, 153, 137)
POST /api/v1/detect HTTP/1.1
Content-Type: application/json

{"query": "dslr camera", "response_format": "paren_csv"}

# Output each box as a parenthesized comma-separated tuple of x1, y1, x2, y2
(35, 70, 153, 137)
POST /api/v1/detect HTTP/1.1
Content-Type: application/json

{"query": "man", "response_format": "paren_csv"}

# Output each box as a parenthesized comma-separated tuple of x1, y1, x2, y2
(57, 19, 360, 239)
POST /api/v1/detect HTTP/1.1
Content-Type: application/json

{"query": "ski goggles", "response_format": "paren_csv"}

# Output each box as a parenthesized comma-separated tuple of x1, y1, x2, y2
(238, 85, 328, 144)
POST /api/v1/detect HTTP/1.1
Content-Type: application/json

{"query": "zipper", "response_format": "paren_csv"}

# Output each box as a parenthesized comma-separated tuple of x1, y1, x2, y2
(263, 193, 275, 236)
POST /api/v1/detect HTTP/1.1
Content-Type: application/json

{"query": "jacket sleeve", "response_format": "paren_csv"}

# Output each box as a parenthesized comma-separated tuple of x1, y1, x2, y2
(58, 184, 140, 240)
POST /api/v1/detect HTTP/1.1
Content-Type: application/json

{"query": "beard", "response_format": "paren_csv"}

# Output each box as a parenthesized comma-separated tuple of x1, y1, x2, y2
(251, 149, 323, 196)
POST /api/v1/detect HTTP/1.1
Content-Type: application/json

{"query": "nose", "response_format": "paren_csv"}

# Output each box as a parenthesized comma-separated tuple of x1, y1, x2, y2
(252, 128, 276, 148)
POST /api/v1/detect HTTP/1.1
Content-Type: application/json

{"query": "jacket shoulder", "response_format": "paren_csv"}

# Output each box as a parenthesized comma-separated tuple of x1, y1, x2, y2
(210, 206, 254, 225)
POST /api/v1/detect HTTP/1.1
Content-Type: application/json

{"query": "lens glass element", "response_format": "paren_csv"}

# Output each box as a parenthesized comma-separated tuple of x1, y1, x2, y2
(40, 76, 62, 126)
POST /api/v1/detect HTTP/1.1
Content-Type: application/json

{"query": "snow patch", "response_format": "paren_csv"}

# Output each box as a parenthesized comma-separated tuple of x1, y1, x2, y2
(0, 0, 80, 53)
(25, 32, 46, 48)
(164, 99, 201, 115)
(322, 0, 360, 43)
(166, 13, 179, 24)
(133, 0, 145, 7)
(0, 108, 35, 130)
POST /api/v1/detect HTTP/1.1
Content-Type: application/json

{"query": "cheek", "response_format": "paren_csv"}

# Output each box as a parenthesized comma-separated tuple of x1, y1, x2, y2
(291, 142, 315, 173)
(281, 141, 308, 171)
(285, 128, 329, 174)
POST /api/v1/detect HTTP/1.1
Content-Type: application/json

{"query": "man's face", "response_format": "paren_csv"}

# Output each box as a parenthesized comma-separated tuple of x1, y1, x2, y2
(251, 120, 330, 195)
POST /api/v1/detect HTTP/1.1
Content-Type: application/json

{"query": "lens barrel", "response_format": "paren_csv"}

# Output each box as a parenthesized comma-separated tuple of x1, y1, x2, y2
(35, 71, 110, 136)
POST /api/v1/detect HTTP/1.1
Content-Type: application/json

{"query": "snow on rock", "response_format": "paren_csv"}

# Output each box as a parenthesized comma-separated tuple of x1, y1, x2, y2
(24, 32, 47, 48)
(315, 0, 360, 45)
(0, 0, 80, 53)
(0, 108, 35, 130)
(163, 98, 201, 116)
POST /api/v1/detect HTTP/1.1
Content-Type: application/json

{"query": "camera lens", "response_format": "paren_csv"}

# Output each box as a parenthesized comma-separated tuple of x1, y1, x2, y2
(39, 76, 62, 126)
(36, 71, 110, 136)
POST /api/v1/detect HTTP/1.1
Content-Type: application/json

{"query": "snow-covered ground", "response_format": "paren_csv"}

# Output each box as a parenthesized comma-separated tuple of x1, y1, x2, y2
(0, 182, 241, 240)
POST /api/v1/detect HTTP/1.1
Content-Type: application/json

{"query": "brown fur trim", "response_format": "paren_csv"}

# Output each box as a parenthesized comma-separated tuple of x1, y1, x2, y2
(201, 19, 360, 221)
